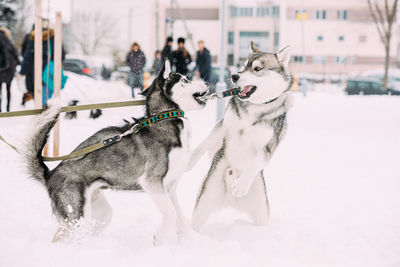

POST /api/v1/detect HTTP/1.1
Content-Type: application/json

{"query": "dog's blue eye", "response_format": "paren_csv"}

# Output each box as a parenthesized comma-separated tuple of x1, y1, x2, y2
(254, 66, 262, 72)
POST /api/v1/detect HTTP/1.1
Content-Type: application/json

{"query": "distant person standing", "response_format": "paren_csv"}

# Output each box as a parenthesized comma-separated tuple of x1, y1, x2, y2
(194, 40, 211, 83)
(151, 50, 163, 76)
(0, 27, 19, 112)
(20, 26, 65, 106)
(126, 42, 146, 97)
(20, 25, 35, 105)
(172, 37, 191, 76)
(161, 37, 173, 62)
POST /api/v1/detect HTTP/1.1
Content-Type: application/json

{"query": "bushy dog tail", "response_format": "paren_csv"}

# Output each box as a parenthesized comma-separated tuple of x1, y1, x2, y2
(22, 98, 61, 185)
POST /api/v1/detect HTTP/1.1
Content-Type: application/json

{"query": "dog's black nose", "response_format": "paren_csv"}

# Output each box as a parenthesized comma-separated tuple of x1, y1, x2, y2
(232, 74, 240, 83)
(204, 82, 210, 86)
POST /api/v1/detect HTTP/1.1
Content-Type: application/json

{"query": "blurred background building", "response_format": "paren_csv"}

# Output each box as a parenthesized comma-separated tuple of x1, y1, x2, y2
(3, 0, 399, 77)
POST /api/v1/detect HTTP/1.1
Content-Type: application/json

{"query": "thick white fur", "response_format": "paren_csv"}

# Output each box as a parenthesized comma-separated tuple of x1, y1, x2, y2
(170, 80, 208, 111)
(25, 97, 61, 147)
(190, 45, 291, 231)
(83, 180, 113, 227)
(22, 97, 61, 184)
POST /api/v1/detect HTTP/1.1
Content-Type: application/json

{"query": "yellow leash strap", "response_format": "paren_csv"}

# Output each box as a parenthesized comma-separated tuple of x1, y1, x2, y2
(0, 100, 146, 118)
(0, 134, 20, 153)
(0, 110, 184, 162)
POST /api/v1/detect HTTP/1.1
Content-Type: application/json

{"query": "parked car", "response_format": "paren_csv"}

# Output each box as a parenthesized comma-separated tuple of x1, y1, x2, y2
(63, 59, 94, 78)
(345, 78, 400, 95)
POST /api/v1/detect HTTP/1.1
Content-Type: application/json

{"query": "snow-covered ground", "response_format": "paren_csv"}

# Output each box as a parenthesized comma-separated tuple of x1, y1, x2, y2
(0, 77, 399, 267)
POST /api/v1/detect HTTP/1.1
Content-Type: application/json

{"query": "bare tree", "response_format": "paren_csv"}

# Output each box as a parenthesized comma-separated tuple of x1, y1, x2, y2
(367, 0, 398, 91)
(11, 0, 31, 49)
(72, 10, 116, 55)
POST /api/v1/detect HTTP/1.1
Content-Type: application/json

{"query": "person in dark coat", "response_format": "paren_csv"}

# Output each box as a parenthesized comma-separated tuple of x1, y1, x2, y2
(194, 40, 211, 83)
(21, 25, 34, 57)
(19, 27, 35, 104)
(20, 27, 65, 106)
(172, 37, 192, 75)
(126, 42, 146, 97)
(151, 50, 163, 76)
(161, 36, 173, 63)
(0, 27, 19, 112)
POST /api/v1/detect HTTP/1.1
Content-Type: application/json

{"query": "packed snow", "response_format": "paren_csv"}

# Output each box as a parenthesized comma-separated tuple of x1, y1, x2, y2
(0, 76, 399, 267)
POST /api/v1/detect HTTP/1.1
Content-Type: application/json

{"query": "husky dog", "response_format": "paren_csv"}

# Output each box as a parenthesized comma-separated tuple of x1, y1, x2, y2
(22, 60, 208, 244)
(188, 42, 293, 231)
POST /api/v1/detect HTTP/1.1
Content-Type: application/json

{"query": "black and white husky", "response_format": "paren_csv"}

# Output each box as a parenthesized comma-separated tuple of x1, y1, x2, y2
(22, 60, 208, 244)
(188, 42, 293, 231)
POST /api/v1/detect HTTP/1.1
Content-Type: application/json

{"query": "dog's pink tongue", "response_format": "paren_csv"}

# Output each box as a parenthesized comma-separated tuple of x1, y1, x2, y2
(239, 85, 253, 96)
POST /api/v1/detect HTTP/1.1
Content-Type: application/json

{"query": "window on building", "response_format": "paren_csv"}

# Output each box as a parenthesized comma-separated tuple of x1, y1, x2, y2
(295, 9, 307, 20)
(359, 35, 367, 43)
(239, 7, 253, 17)
(337, 10, 348, 20)
(228, 32, 234, 44)
(338, 35, 344, 42)
(272, 6, 279, 18)
(313, 56, 326, 64)
(239, 31, 269, 59)
(230, 6, 238, 17)
(317, 35, 324, 41)
(335, 56, 347, 64)
(274, 32, 279, 51)
(228, 54, 234, 66)
(256, 7, 269, 17)
(316, 10, 326, 20)
(293, 56, 304, 63)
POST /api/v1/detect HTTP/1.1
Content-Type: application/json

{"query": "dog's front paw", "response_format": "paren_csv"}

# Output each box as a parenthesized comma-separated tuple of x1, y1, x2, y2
(231, 177, 252, 198)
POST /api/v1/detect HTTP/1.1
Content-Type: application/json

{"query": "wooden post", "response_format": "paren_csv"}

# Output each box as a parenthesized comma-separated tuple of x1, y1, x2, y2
(53, 12, 62, 157)
(34, 0, 42, 109)
(34, 0, 46, 155)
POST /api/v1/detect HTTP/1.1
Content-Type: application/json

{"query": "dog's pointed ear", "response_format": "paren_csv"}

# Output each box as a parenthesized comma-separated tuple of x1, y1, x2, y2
(162, 59, 171, 79)
(250, 41, 262, 53)
(156, 59, 172, 90)
(276, 46, 291, 67)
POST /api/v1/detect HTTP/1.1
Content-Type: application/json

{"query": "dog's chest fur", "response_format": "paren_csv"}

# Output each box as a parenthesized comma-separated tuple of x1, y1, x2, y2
(167, 119, 191, 171)
(221, 96, 290, 168)
(224, 104, 273, 167)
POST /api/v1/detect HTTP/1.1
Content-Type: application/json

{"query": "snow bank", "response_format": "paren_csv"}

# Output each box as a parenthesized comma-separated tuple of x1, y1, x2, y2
(0, 81, 399, 267)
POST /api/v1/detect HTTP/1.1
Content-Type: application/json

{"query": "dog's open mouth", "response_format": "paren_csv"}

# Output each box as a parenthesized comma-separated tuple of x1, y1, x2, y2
(238, 85, 257, 99)
(193, 91, 207, 105)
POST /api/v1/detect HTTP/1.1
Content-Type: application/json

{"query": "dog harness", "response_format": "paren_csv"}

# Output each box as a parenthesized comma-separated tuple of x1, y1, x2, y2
(51, 109, 185, 162)
(0, 110, 184, 162)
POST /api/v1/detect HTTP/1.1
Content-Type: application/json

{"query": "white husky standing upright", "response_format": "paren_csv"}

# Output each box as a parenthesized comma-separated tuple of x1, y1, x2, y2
(188, 42, 293, 231)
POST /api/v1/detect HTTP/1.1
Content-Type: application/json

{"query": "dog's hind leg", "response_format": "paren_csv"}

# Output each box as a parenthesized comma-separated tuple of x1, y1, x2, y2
(50, 182, 85, 242)
(141, 179, 179, 246)
(90, 190, 113, 229)
(83, 181, 113, 233)
(6, 82, 11, 112)
(192, 158, 228, 232)
(232, 171, 270, 226)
